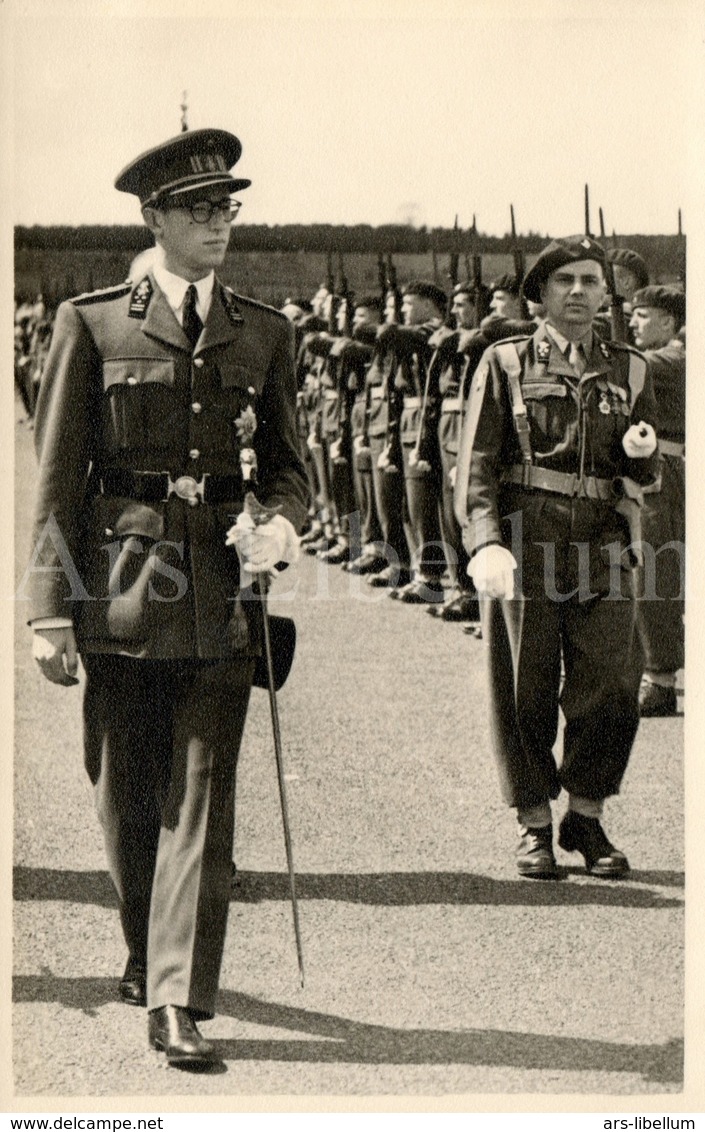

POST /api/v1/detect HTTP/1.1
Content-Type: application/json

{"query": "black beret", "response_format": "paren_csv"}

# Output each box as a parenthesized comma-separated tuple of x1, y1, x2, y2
(521, 236, 607, 303)
(608, 248, 650, 290)
(632, 285, 685, 327)
(489, 273, 521, 295)
(403, 280, 448, 314)
(115, 129, 251, 205)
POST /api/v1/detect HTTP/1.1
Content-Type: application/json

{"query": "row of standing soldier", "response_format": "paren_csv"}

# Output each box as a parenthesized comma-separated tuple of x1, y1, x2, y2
(284, 240, 685, 720)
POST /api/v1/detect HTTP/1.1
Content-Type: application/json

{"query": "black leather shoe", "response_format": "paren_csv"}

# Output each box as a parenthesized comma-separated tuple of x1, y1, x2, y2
(148, 1005, 217, 1068)
(558, 811, 629, 877)
(516, 824, 558, 879)
(398, 578, 445, 604)
(639, 681, 678, 717)
(318, 541, 351, 564)
(368, 565, 411, 588)
(428, 592, 481, 621)
(345, 552, 387, 575)
(119, 957, 146, 1007)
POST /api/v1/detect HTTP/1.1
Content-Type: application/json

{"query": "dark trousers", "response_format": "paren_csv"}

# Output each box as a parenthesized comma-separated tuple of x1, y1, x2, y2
(484, 492, 644, 810)
(83, 652, 254, 1020)
(438, 410, 472, 590)
(369, 434, 412, 570)
(401, 443, 446, 580)
(637, 455, 685, 674)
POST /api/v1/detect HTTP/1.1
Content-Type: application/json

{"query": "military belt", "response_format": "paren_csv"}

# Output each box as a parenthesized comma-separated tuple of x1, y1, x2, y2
(441, 397, 462, 412)
(95, 469, 242, 505)
(501, 464, 615, 501)
(659, 439, 685, 457)
(402, 396, 422, 408)
(369, 387, 385, 401)
(323, 390, 339, 402)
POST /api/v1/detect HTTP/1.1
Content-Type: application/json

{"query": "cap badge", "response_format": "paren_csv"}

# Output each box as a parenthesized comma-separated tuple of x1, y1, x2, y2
(581, 238, 591, 249)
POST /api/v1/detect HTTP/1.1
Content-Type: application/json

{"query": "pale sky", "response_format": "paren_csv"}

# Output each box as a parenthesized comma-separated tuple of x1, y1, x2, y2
(5, 0, 703, 235)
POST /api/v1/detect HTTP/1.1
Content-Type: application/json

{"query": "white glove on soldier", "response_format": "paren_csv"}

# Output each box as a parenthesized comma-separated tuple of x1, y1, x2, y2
(226, 512, 299, 574)
(622, 421, 657, 459)
(467, 544, 518, 600)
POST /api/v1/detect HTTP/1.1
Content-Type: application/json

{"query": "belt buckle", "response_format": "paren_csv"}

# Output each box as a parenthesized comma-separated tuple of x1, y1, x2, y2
(168, 474, 206, 506)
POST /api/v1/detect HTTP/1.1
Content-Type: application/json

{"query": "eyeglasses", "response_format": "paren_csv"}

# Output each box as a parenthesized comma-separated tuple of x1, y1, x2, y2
(165, 198, 243, 224)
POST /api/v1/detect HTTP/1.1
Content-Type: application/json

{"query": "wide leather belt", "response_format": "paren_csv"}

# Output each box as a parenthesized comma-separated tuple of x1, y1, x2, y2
(441, 397, 461, 412)
(659, 439, 685, 457)
(323, 390, 339, 402)
(95, 469, 242, 506)
(369, 386, 385, 400)
(402, 396, 422, 408)
(501, 464, 615, 501)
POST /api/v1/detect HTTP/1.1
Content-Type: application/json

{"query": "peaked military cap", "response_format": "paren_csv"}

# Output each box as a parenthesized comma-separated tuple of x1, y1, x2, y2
(607, 247, 650, 290)
(115, 128, 251, 205)
(632, 285, 686, 327)
(521, 236, 607, 303)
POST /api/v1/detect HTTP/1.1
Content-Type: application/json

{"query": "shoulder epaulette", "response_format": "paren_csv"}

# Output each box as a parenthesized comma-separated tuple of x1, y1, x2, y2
(71, 282, 132, 307)
(224, 287, 287, 321)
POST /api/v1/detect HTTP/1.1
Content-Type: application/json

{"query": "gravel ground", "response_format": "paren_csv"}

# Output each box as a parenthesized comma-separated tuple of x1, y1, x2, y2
(12, 409, 685, 1100)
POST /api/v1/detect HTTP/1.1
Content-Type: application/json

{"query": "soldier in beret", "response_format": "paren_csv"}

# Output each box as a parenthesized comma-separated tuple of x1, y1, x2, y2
(28, 128, 308, 1068)
(629, 286, 686, 716)
(455, 236, 659, 880)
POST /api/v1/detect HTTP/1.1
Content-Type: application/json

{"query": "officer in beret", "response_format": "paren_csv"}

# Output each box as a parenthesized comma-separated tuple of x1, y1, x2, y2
(629, 286, 686, 716)
(455, 236, 659, 880)
(28, 128, 309, 1068)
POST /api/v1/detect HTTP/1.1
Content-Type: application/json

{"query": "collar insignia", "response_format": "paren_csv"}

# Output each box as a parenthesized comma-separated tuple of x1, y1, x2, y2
(128, 276, 153, 319)
(599, 341, 611, 358)
(222, 287, 244, 325)
(536, 339, 551, 364)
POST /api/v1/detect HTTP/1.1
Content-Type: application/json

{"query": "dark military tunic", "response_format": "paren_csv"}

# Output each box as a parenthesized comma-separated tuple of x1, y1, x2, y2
(29, 274, 308, 1019)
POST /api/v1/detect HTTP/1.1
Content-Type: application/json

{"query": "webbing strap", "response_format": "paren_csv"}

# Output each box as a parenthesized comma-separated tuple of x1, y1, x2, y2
(494, 341, 533, 464)
(453, 356, 490, 528)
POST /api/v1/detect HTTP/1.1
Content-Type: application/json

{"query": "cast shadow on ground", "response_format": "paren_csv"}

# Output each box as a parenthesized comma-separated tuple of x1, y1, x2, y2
(11, 973, 682, 1087)
(13, 866, 683, 910)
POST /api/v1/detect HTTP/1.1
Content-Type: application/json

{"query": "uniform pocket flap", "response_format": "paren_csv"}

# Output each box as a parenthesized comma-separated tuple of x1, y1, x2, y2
(218, 358, 264, 395)
(103, 358, 175, 390)
(523, 383, 568, 399)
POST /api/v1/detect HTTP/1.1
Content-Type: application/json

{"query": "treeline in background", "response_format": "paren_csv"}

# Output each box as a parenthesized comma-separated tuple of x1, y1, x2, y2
(15, 224, 686, 308)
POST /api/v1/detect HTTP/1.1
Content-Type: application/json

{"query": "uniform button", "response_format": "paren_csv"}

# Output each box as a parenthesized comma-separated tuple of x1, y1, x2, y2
(189, 448, 200, 460)
(191, 402, 202, 414)
(105, 528, 114, 537)
(126, 376, 137, 385)
(193, 358, 204, 368)
(248, 386, 256, 396)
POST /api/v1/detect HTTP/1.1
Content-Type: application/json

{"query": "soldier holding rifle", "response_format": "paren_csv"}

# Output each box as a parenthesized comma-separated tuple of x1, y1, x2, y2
(455, 237, 659, 879)
(28, 128, 308, 1068)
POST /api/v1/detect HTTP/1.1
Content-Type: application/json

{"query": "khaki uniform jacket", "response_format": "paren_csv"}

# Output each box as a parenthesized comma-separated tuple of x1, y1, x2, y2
(455, 322, 659, 557)
(29, 273, 309, 659)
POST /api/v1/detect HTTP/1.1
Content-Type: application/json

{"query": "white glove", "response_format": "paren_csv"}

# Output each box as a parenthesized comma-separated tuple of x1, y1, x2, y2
(226, 512, 299, 574)
(622, 421, 657, 458)
(467, 544, 518, 600)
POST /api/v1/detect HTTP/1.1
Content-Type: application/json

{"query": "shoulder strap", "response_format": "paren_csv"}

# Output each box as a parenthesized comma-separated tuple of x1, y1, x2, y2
(494, 341, 533, 464)
(453, 355, 490, 528)
(626, 349, 647, 407)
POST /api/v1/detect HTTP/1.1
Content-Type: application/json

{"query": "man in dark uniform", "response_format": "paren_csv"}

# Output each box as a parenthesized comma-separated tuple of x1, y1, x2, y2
(455, 237, 658, 879)
(382, 280, 447, 603)
(28, 128, 309, 1067)
(629, 286, 686, 716)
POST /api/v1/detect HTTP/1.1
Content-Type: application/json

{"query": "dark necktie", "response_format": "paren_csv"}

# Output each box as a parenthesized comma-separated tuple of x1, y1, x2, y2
(182, 284, 203, 350)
